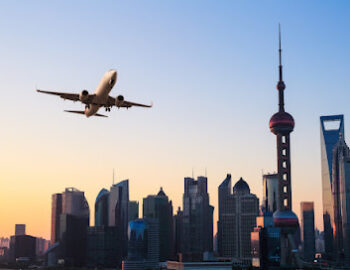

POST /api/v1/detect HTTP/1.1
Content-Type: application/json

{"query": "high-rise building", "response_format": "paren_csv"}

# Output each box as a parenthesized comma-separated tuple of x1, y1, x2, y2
(174, 207, 183, 257)
(181, 176, 214, 261)
(331, 134, 350, 262)
(300, 202, 315, 261)
(269, 27, 300, 267)
(95, 188, 109, 226)
(128, 201, 139, 222)
(320, 114, 344, 257)
(109, 180, 129, 260)
(122, 218, 159, 270)
(217, 175, 259, 260)
(86, 226, 119, 268)
(9, 235, 36, 262)
(49, 188, 90, 266)
(51, 193, 62, 245)
(262, 173, 279, 213)
(15, 224, 25, 236)
(143, 187, 174, 261)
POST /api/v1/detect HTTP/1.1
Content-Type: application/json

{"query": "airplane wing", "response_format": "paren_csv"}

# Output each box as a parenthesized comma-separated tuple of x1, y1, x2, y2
(64, 110, 108, 117)
(107, 96, 153, 108)
(37, 89, 95, 103)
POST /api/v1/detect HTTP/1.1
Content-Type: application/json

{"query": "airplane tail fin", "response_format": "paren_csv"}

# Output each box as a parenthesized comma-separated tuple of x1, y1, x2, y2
(64, 110, 108, 117)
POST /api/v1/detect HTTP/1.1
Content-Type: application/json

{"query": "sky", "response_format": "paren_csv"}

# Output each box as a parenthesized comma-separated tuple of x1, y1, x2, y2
(1, 0, 350, 240)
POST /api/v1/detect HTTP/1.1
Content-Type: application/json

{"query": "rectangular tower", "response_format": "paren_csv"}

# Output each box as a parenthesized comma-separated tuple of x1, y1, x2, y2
(320, 114, 344, 257)
(51, 193, 62, 244)
(15, 224, 25, 236)
(300, 202, 315, 261)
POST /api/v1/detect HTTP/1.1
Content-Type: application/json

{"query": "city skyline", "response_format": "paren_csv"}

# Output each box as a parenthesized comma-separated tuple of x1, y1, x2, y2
(1, 0, 350, 240)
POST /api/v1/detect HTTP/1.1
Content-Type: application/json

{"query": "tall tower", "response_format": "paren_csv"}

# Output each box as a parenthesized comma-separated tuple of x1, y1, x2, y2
(269, 26, 300, 267)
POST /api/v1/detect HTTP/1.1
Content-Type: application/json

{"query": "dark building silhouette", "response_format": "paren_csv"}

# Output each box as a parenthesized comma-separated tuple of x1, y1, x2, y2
(51, 193, 62, 245)
(86, 226, 119, 268)
(143, 187, 174, 261)
(320, 114, 344, 258)
(181, 176, 214, 261)
(15, 224, 25, 236)
(174, 207, 183, 258)
(9, 235, 36, 262)
(48, 188, 90, 266)
(122, 218, 159, 270)
(128, 201, 139, 223)
(300, 202, 315, 261)
(95, 188, 109, 226)
(217, 175, 259, 260)
(109, 180, 129, 261)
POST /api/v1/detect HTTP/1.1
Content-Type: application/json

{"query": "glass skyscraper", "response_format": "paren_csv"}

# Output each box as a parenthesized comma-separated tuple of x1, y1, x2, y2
(320, 114, 344, 257)
(95, 188, 109, 226)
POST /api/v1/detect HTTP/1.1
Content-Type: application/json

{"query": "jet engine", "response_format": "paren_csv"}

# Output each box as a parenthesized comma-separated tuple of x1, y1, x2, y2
(115, 95, 124, 107)
(79, 90, 89, 102)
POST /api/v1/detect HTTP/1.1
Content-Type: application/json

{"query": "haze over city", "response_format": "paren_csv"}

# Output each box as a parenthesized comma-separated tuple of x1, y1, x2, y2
(1, 0, 350, 243)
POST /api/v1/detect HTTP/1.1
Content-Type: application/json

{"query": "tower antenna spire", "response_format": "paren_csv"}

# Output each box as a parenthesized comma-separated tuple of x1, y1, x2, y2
(279, 23, 283, 81)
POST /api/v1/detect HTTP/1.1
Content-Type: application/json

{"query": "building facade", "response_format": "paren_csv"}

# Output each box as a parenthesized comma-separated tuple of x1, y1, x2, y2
(143, 187, 174, 261)
(128, 201, 139, 223)
(15, 224, 25, 236)
(300, 202, 315, 261)
(320, 114, 344, 257)
(51, 193, 62, 245)
(95, 188, 109, 226)
(332, 134, 350, 262)
(217, 176, 259, 259)
(109, 180, 129, 261)
(181, 176, 214, 261)
(122, 218, 159, 270)
(262, 173, 279, 213)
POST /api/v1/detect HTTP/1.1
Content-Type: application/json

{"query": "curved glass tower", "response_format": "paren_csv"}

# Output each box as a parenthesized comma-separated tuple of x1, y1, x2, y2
(95, 188, 109, 226)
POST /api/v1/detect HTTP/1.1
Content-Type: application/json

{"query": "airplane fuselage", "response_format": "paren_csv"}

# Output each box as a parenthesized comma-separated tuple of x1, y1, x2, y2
(85, 69, 117, 117)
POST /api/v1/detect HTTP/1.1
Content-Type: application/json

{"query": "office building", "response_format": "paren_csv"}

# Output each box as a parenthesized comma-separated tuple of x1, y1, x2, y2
(109, 180, 129, 261)
(320, 114, 344, 257)
(217, 175, 259, 259)
(143, 187, 174, 261)
(181, 176, 214, 261)
(262, 173, 279, 213)
(15, 224, 25, 236)
(300, 202, 315, 261)
(86, 226, 119, 268)
(51, 193, 62, 245)
(128, 201, 139, 222)
(9, 235, 36, 262)
(122, 218, 159, 270)
(49, 187, 90, 266)
(174, 207, 183, 257)
(36, 237, 50, 256)
(332, 134, 350, 262)
(95, 188, 109, 226)
(251, 213, 280, 268)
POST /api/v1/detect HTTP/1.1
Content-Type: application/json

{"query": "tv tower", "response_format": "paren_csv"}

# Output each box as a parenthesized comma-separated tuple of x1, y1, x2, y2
(269, 26, 301, 267)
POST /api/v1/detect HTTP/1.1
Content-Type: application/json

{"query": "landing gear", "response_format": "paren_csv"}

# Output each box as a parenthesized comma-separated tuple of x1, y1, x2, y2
(105, 107, 111, 112)
(85, 105, 90, 109)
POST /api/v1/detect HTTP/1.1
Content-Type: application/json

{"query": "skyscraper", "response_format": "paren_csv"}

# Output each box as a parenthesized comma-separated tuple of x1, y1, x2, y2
(300, 202, 315, 261)
(109, 180, 129, 259)
(128, 201, 139, 223)
(49, 188, 90, 266)
(51, 193, 62, 245)
(95, 188, 109, 226)
(122, 218, 159, 270)
(269, 27, 300, 267)
(331, 134, 350, 262)
(15, 224, 25, 236)
(182, 176, 214, 261)
(143, 187, 174, 261)
(320, 114, 344, 257)
(262, 173, 279, 213)
(217, 175, 259, 260)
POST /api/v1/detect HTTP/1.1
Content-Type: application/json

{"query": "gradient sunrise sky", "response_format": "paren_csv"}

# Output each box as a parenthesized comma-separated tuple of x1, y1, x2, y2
(1, 1, 350, 239)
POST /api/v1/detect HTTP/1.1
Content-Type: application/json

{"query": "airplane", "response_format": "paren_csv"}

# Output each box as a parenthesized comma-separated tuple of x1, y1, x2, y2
(37, 69, 152, 117)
